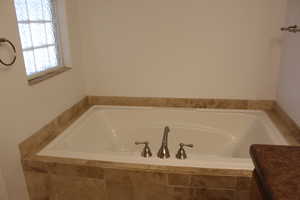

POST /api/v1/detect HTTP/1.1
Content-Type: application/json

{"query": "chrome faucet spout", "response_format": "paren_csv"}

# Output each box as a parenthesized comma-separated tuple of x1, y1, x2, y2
(157, 126, 170, 159)
(162, 126, 170, 145)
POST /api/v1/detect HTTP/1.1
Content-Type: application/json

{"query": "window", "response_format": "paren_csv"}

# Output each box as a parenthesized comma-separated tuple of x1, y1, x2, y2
(14, 0, 62, 76)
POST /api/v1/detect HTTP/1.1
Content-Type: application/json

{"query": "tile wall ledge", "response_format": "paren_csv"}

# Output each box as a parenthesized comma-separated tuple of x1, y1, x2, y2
(87, 96, 275, 110)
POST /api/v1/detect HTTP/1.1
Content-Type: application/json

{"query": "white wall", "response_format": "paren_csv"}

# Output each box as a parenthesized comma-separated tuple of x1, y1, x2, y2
(69, 0, 286, 99)
(0, 168, 8, 200)
(277, 0, 300, 126)
(0, 0, 85, 200)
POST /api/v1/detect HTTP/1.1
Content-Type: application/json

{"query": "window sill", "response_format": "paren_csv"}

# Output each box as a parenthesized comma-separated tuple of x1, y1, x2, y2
(28, 66, 71, 86)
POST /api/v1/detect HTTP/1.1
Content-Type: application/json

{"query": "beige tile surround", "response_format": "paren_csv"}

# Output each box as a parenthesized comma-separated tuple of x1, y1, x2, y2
(20, 96, 300, 200)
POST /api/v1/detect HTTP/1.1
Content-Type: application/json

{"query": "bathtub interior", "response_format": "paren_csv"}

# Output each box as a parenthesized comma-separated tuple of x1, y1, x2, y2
(40, 106, 286, 162)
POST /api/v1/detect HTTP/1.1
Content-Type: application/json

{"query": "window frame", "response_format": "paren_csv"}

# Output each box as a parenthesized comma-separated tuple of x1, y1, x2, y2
(14, 0, 65, 79)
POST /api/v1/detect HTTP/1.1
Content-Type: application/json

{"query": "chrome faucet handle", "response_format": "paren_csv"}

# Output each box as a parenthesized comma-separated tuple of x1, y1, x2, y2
(135, 141, 152, 158)
(176, 143, 194, 160)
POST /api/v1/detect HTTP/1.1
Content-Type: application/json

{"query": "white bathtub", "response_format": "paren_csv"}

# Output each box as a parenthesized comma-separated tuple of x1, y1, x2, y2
(39, 106, 287, 170)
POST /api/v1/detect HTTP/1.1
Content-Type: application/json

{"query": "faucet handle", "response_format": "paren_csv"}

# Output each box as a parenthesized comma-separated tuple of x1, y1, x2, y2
(135, 141, 152, 158)
(176, 143, 194, 160)
(180, 143, 194, 148)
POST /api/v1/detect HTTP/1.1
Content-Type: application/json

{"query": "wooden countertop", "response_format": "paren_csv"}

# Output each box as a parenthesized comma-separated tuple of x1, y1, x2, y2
(250, 144, 300, 200)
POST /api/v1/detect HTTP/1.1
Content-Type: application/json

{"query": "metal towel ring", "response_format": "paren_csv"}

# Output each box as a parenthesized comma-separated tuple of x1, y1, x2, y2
(281, 25, 300, 33)
(0, 38, 17, 66)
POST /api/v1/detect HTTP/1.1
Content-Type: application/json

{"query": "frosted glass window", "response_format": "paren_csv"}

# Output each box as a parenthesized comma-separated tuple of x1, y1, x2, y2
(48, 46, 58, 67)
(15, 0, 28, 21)
(23, 51, 35, 75)
(30, 23, 47, 46)
(27, 0, 44, 21)
(43, 0, 52, 20)
(45, 23, 55, 44)
(18, 24, 32, 49)
(14, 0, 62, 76)
(34, 48, 49, 72)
